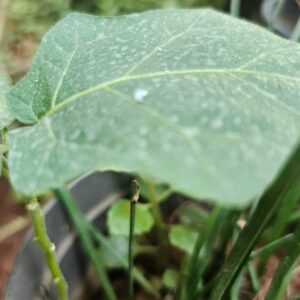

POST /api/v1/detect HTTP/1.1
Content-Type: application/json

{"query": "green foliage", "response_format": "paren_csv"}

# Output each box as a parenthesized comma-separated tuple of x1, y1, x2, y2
(0, 74, 13, 130)
(211, 142, 300, 300)
(95, 0, 228, 15)
(169, 224, 198, 254)
(0, 74, 13, 175)
(107, 200, 154, 235)
(6, 10, 300, 207)
(99, 236, 134, 268)
(265, 226, 300, 300)
(8, 0, 70, 38)
(162, 268, 178, 289)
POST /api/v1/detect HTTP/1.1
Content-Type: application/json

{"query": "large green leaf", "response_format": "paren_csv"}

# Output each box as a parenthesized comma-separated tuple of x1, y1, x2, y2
(0, 74, 13, 130)
(6, 9, 300, 205)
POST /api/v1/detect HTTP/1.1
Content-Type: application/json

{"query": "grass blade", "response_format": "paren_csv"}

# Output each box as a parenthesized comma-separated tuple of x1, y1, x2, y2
(210, 142, 300, 300)
(260, 185, 300, 265)
(266, 223, 300, 300)
(248, 262, 260, 292)
(186, 206, 223, 299)
(54, 188, 117, 300)
(88, 224, 160, 298)
(249, 233, 294, 260)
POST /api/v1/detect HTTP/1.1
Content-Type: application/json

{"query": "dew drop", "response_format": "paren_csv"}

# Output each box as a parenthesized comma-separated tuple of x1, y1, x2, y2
(133, 88, 148, 103)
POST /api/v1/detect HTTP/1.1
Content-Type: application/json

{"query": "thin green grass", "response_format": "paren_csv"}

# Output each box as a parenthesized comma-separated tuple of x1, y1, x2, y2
(210, 142, 300, 300)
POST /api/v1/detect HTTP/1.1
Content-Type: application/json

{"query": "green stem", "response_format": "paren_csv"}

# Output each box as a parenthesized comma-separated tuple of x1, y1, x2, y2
(230, 0, 241, 17)
(54, 188, 117, 300)
(266, 223, 300, 300)
(128, 201, 136, 300)
(26, 197, 68, 300)
(291, 17, 300, 42)
(128, 180, 140, 300)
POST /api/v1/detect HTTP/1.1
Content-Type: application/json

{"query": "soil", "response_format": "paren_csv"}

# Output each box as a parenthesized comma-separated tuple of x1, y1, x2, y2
(0, 177, 28, 298)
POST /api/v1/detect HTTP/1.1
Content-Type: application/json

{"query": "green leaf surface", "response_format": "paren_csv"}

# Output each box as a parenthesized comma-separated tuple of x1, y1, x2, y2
(99, 235, 134, 268)
(0, 75, 14, 130)
(178, 204, 208, 227)
(107, 200, 154, 236)
(7, 9, 300, 205)
(169, 224, 198, 255)
(162, 268, 178, 289)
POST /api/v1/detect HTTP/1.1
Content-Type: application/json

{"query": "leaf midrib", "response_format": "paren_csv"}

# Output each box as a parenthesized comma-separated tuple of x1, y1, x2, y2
(45, 68, 300, 119)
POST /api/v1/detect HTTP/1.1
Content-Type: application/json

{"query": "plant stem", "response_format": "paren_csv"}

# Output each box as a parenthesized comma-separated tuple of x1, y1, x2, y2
(268, 0, 286, 30)
(186, 206, 223, 300)
(128, 180, 140, 300)
(230, 0, 241, 17)
(249, 233, 294, 260)
(291, 17, 300, 42)
(54, 188, 117, 300)
(128, 201, 136, 300)
(26, 197, 68, 300)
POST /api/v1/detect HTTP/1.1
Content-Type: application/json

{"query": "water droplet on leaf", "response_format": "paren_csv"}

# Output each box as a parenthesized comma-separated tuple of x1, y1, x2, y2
(133, 88, 148, 103)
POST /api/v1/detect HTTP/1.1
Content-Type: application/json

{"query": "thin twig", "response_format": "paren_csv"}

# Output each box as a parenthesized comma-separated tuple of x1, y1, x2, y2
(128, 179, 140, 300)
(54, 188, 117, 300)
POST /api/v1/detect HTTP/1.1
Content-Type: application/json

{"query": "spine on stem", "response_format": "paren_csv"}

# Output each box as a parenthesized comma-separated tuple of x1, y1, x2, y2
(26, 197, 68, 300)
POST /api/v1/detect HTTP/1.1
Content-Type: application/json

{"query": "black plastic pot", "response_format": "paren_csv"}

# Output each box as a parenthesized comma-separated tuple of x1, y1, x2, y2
(261, 0, 300, 37)
(4, 172, 132, 300)
(4, 171, 182, 300)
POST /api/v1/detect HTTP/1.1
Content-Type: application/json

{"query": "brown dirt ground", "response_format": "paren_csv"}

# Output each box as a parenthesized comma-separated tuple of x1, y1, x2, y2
(0, 177, 27, 298)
